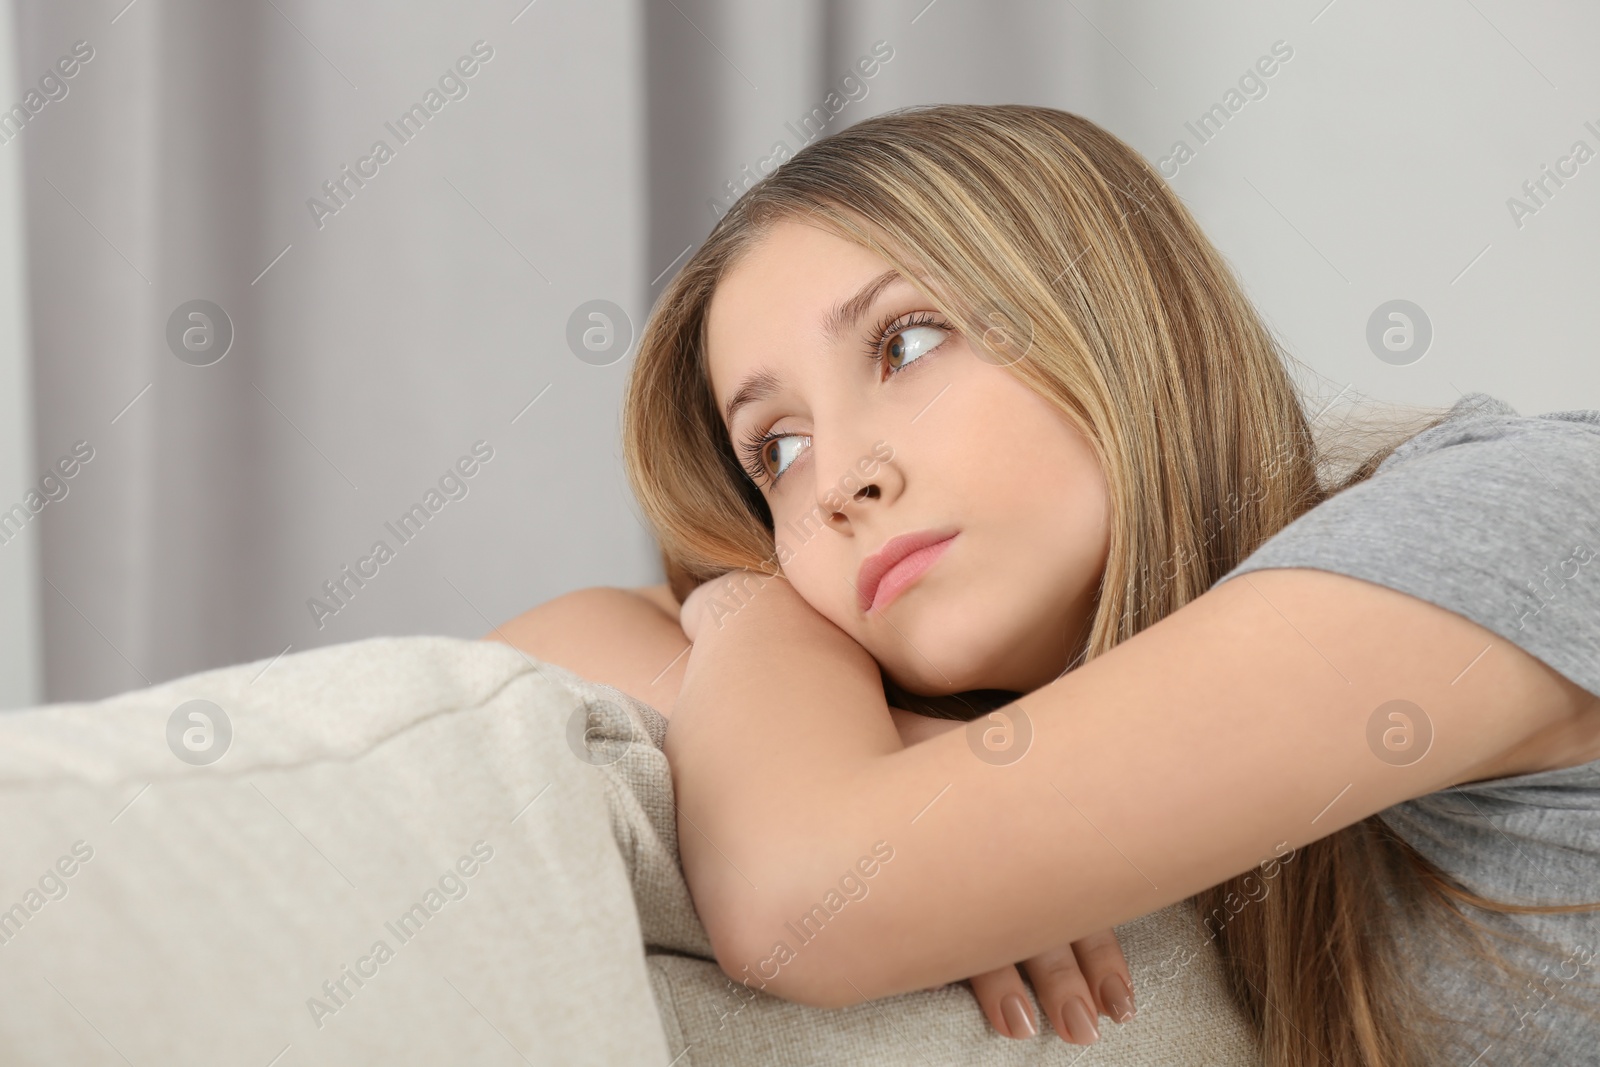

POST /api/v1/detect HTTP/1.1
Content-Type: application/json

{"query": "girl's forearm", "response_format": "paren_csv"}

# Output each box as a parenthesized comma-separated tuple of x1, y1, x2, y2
(664, 577, 900, 980)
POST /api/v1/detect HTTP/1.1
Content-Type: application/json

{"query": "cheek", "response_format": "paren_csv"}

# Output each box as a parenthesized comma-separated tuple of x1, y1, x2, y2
(954, 377, 1111, 571)
(992, 384, 1101, 497)
(1020, 426, 1111, 558)
(924, 376, 1073, 504)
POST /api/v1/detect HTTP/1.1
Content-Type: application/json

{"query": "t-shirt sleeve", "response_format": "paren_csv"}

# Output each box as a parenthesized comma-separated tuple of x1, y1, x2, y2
(1214, 391, 1600, 706)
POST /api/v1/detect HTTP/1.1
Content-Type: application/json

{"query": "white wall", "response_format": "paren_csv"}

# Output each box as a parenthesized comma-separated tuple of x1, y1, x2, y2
(823, 0, 1598, 417)
(1093, 0, 1600, 416)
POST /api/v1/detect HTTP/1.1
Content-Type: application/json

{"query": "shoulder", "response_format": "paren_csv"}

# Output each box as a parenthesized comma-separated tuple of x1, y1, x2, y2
(1355, 390, 1600, 500)
(1221, 392, 1600, 707)
(1382, 390, 1600, 459)
(487, 585, 689, 715)
(631, 581, 683, 617)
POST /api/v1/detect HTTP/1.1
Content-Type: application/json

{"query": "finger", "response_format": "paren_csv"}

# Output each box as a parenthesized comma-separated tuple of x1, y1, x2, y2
(1072, 928, 1137, 1024)
(966, 964, 1038, 1040)
(1020, 943, 1101, 1045)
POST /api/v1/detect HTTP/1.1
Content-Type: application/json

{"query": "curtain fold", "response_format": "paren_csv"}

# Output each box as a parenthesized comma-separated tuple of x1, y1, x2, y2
(16, 0, 653, 701)
(0, 0, 40, 706)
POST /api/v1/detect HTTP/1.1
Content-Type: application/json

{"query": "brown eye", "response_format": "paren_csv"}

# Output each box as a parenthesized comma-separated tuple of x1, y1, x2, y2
(883, 324, 946, 373)
(887, 333, 906, 369)
(758, 434, 809, 481)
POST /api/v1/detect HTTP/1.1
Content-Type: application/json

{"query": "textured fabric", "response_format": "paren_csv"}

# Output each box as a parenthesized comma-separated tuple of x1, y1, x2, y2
(0, 636, 673, 1066)
(0, 634, 1262, 1065)
(1216, 391, 1600, 1065)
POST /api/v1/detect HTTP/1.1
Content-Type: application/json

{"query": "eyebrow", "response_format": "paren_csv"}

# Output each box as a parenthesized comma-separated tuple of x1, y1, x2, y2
(721, 268, 905, 428)
(822, 268, 902, 345)
(721, 369, 783, 429)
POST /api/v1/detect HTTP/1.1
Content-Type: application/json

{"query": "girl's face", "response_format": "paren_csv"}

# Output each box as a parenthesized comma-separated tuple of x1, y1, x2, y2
(704, 219, 1111, 696)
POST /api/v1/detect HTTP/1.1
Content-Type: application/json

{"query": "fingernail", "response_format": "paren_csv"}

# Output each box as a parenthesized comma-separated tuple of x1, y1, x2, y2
(1100, 973, 1136, 1023)
(1061, 995, 1100, 1044)
(1001, 992, 1037, 1039)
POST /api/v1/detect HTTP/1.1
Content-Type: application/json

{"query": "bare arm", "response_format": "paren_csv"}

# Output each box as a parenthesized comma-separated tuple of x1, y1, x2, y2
(484, 583, 692, 716)
(666, 568, 1600, 1009)
(486, 582, 956, 749)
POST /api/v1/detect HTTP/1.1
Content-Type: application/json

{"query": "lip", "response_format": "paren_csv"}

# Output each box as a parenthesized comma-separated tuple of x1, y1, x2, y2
(856, 528, 959, 614)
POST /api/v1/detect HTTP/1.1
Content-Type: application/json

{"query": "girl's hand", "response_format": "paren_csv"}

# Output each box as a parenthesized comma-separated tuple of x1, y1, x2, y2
(968, 932, 1135, 1044)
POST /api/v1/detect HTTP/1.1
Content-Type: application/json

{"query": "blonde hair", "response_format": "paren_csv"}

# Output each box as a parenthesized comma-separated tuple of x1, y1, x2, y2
(620, 103, 1599, 1064)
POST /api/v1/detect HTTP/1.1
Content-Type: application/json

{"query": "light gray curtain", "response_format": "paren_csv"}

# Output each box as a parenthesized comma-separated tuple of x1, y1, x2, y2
(15, 0, 654, 702)
(0, 0, 36, 706)
(11, 0, 1595, 704)
(641, 1, 1103, 284)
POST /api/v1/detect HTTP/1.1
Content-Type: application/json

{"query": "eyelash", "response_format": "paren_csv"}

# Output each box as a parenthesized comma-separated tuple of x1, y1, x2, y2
(735, 310, 952, 487)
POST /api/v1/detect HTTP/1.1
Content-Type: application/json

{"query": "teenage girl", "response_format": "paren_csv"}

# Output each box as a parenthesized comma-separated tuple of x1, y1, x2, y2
(497, 105, 1600, 1065)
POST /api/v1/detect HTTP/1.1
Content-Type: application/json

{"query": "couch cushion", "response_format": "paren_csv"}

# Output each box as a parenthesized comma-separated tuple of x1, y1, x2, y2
(0, 634, 1260, 1065)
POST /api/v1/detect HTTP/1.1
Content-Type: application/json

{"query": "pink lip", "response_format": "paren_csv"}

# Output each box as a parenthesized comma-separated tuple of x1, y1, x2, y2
(856, 529, 959, 613)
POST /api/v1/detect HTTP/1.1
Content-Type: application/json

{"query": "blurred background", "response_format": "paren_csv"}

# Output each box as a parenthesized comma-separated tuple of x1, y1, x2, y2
(1, 0, 1595, 707)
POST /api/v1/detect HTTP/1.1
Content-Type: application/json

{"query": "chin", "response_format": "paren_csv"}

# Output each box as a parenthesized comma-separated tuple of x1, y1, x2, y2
(873, 629, 1012, 697)
(870, 588, 1058, 696)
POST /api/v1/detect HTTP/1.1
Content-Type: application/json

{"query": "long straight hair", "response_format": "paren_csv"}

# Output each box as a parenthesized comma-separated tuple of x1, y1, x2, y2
(620, 104, 1600, 1064)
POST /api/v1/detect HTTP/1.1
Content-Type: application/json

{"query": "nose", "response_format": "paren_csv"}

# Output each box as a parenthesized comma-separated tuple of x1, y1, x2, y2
(814, 433, 901, 529)
(827, 481, 880, 524)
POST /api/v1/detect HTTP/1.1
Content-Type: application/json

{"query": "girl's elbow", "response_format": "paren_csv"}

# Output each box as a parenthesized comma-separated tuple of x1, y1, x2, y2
(711, 910, 874, 1010)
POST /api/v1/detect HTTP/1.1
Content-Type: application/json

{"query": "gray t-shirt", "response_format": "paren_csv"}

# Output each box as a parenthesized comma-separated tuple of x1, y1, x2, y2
(1215, 391, 1600, 1065)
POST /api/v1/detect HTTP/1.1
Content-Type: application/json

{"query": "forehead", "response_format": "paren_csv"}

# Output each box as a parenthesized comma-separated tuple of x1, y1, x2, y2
(705, 220, 894, 411)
